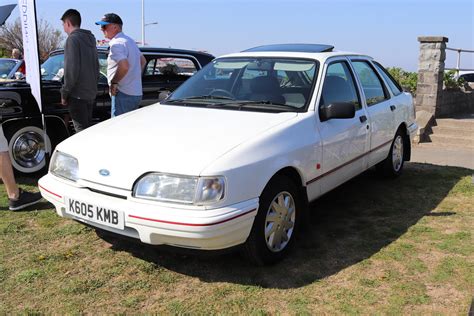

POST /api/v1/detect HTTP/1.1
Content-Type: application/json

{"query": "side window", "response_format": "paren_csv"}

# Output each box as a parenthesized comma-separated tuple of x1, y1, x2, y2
(373, 62, 402, 96)
(145, 59, 156, 75)
(352, 61, 389, 106)
(98, 53, 108, 84)
(144, 57, 198, 78)
(320, 61, 361, 110)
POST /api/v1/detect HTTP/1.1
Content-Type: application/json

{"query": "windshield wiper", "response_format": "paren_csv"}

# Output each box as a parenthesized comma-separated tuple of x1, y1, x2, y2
(229, 100, 296, 111)
(166, 95, 234, 103)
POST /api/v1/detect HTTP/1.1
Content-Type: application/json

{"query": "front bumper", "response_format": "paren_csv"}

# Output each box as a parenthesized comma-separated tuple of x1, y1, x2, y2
(38, 174, 258, 250)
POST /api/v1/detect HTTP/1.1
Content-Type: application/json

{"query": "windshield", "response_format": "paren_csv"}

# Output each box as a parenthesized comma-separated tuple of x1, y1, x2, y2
(165, 57, 318, 112)
(0, 59, 17, 78)
(41, 54, 64, 81)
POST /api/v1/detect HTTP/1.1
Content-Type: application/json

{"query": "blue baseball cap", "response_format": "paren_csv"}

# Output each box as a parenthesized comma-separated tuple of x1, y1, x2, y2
(95, 13, 123, 26)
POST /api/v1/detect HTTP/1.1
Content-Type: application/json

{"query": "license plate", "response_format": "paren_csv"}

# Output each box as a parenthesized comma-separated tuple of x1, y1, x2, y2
(65, 197, 124, 230)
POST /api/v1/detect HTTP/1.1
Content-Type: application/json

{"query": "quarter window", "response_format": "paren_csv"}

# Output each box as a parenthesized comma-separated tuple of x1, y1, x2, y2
(352, 61, 389, 106)
(373, 62, 402, 96)
(320, 61, 361, 110)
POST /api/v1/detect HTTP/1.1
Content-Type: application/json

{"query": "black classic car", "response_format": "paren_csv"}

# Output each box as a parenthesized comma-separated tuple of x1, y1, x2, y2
(0, 47, 214, 174)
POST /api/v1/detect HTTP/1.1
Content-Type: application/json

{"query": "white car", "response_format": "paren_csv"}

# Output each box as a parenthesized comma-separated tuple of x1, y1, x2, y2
(39, 44, 417, 265)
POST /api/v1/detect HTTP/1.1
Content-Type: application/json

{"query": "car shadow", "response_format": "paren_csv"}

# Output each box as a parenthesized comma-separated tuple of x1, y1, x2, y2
(101, 162, 472, 289)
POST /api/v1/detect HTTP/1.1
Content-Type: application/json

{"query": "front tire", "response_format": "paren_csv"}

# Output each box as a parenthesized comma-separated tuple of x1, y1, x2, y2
(7, 125, 51, 175)
(243, 176, 301, 265)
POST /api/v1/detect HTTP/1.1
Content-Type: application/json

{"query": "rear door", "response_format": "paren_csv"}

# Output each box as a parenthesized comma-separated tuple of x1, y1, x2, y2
(317, 58, 370, 195)
(349, 58, 394, 167)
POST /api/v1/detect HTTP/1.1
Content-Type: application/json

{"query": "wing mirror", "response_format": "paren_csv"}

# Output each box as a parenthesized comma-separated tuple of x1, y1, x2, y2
(319, 102, 356, 122)
(158, 90, 170, 102)
(14, 72, 24, 80)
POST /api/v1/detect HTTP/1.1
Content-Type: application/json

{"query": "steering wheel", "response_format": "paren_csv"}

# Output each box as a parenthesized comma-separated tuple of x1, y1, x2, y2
(209, 89, 235, 99)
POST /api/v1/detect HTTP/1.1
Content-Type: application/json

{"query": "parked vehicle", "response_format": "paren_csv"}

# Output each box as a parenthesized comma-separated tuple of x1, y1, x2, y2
(0, 58, 25, 80)
(459, 71, 474, 85)
(0, 47, 214, 174)
(39, 44, 417, 265)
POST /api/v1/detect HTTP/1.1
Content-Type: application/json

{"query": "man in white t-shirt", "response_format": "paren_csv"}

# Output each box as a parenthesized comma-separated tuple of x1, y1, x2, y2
(95, 13, 146, 117)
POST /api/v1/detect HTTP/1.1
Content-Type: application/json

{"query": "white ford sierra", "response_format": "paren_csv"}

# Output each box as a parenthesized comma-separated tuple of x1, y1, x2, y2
(39, 44, 417, 265)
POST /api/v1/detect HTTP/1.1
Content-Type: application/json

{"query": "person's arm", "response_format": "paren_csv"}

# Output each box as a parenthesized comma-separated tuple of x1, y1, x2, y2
(60, 37, 80, 105)
(111, 59, 129, 84)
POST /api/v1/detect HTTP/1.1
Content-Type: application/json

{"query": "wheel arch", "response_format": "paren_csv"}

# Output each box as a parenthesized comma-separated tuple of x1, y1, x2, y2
(264, 166, 308, 205)
(2, 116, 70, 174)
(2, 115, 70, 145)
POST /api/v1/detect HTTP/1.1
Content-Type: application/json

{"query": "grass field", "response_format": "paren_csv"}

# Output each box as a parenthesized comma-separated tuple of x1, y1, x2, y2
(0, 163, 473, 314)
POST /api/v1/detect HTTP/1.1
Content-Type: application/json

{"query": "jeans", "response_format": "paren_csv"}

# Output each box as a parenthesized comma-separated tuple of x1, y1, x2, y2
(68, 97, 94, 132)
(111, 91, 142, 117)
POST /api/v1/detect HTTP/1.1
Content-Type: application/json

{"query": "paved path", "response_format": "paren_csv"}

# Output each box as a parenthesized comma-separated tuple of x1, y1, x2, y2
(411, 143, 474, 170)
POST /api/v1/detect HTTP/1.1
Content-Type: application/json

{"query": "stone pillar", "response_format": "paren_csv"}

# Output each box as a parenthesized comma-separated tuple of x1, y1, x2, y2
(415, 36, 448, 116)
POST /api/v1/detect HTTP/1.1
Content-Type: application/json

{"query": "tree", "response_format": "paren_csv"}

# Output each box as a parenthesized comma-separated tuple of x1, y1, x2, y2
(0, 18, 64, 62)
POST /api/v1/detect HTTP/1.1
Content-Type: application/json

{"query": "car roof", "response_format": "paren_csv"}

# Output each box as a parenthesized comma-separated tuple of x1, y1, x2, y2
(243, 43, 334, 53)
(49, 46, 215, 66)
(219, 43, 370, 62)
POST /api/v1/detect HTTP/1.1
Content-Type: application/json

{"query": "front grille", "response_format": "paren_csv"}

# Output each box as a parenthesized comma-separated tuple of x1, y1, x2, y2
(87, 187, 127, 200)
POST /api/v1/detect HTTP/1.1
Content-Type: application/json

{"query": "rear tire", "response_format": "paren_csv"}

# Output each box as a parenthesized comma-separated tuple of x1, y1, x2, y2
(377, 129, 405, 178)
(243, 175, 301, 265)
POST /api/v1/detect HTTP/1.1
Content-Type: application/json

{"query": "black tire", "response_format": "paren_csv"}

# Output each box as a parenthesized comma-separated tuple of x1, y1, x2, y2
(243, 175, 302, 265)
(377, 129, 406, 178)
(5, 124, 52, 175)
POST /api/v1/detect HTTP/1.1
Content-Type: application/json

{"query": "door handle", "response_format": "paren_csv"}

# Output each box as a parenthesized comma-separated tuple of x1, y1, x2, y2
(359, 115, 367, 123)
(390, 105, 396, 111)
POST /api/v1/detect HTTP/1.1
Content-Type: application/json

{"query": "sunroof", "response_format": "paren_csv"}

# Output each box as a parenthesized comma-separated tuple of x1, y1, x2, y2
(243, 44, 334, 53)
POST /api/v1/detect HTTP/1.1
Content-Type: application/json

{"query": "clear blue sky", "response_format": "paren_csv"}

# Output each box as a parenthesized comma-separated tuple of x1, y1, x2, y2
(5, 0, 474, 71)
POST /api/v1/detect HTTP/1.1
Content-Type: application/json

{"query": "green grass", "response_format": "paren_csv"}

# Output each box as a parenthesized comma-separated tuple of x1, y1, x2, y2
(0, 163, 473, 314)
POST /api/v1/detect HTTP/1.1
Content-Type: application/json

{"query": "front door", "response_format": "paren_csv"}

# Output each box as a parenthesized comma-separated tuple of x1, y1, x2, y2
(316, 59, 370, 195)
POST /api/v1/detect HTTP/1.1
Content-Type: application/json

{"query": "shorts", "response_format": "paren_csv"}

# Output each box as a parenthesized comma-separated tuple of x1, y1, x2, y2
(0, 125, 9, 153)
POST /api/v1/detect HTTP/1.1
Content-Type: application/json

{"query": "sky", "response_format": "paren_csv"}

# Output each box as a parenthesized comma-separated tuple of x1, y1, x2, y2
(4, 0, 474, 71)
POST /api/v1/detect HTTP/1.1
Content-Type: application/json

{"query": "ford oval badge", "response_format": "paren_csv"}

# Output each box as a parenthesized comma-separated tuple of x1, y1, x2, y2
(99, 169, 110, 176)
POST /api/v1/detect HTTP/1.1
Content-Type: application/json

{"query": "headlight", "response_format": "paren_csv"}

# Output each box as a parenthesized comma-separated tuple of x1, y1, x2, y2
(134, 173, 225, 205)
(49, 151, 79, 182)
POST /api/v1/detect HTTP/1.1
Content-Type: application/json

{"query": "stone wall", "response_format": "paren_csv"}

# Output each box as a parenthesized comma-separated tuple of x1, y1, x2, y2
(415, 36, 474, 117)
(438, 89, 474, 117)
